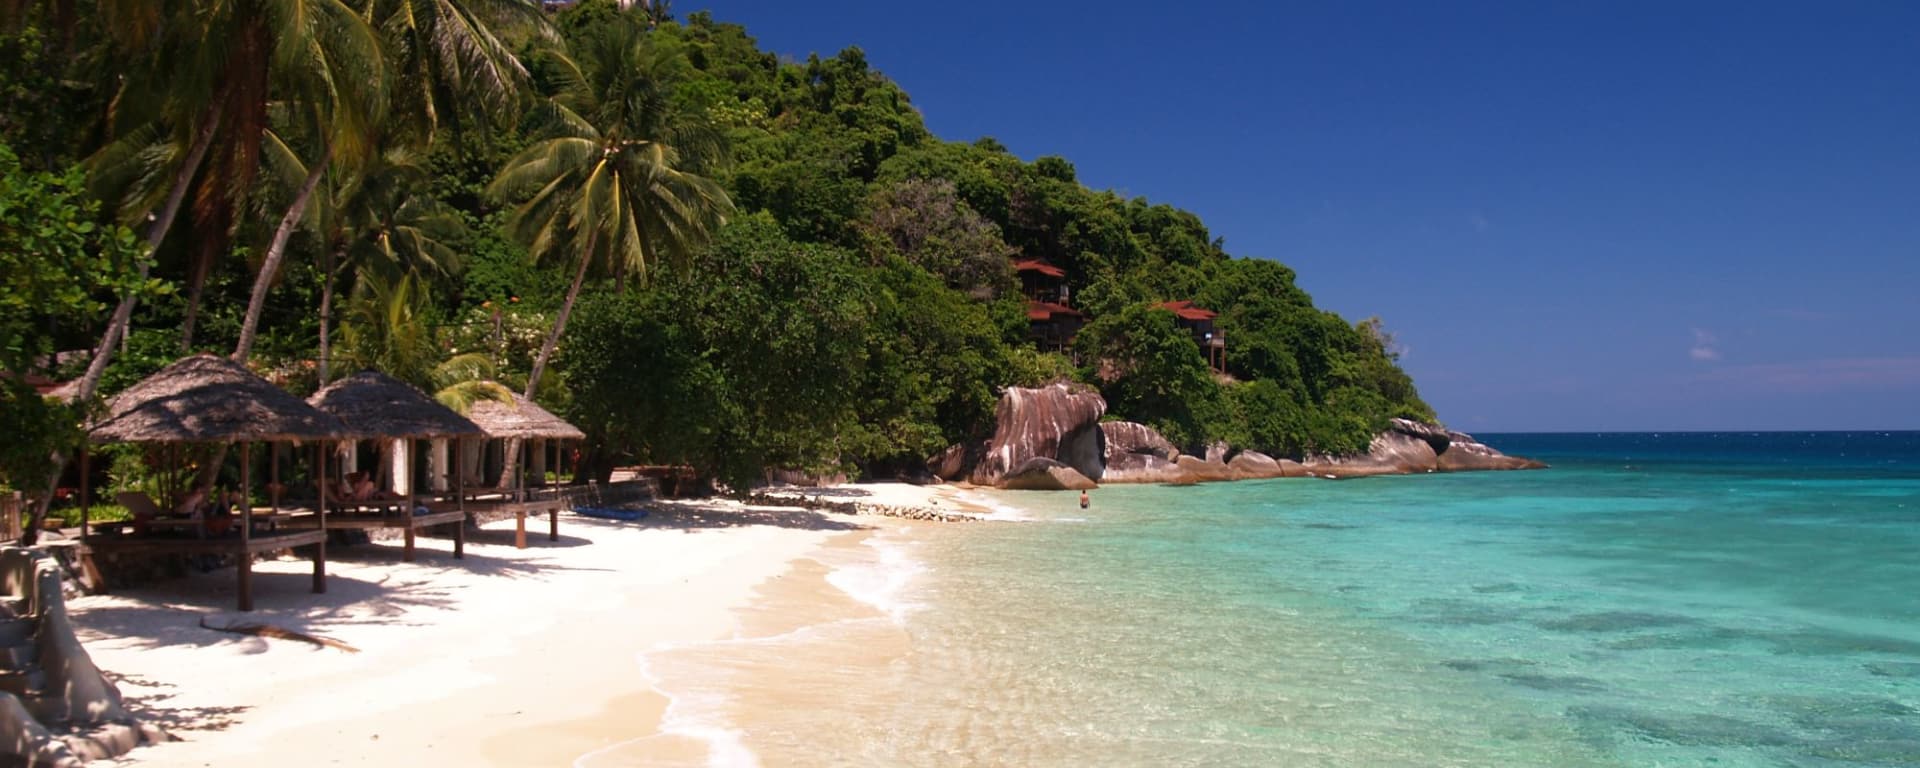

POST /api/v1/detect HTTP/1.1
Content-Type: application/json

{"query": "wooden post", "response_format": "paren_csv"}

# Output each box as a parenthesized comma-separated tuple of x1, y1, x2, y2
(270, 443, 282, 511)
(313, 441, 327, 595)
(454, 437, 466, 560)
(403, 437, 416, 562)
(515, 435, 527, 548)
(237, 441, 253, 611)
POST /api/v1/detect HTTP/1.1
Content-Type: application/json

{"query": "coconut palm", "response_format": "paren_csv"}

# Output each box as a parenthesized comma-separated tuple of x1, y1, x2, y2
(364, 0, 551, 144)
(230, 1, 390, 363)
(488, 18, 733, 400)
(296, 144, 465, 383)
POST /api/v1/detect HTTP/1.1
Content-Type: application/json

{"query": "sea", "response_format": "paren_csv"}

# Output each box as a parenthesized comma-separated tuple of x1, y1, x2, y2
(634, 432, 1920, 767)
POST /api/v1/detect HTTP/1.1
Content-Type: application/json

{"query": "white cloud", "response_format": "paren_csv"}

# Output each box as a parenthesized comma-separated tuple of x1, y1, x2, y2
(1689, 328, 1720, 362)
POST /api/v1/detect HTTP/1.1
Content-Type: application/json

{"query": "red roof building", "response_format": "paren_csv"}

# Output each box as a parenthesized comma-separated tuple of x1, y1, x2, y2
(1157, 301, 1225, 373)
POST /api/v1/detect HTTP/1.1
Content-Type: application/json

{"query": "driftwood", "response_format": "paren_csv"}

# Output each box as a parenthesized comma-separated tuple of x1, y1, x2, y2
(199, 617, 360, 653)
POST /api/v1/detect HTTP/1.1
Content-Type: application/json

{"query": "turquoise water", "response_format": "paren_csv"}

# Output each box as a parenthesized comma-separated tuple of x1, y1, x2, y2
(928, 433, 1920, 765)
(655, 432, 1920, 766)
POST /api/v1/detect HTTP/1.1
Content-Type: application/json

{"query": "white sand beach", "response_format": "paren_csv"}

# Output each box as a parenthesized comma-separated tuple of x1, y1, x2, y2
(69, 482, 960, 767)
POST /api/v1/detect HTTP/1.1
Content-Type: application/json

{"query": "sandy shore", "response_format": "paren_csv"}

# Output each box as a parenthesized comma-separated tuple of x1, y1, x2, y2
(69, 482, 961, 766)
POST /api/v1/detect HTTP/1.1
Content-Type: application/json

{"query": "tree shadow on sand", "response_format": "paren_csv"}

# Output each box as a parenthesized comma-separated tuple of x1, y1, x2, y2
(104, 672, 250, 733)
(71, 549, 607, 650)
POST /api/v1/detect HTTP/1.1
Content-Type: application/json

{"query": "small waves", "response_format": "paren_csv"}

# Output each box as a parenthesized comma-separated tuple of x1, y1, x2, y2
(823, 533, 927, 622)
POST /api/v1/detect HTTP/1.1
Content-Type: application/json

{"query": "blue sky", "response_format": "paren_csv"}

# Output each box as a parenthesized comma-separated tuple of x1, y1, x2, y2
(686, 1, 1920, 432)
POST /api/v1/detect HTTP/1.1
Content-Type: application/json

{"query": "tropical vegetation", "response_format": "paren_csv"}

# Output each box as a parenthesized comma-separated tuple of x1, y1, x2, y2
(0, 0, 1434, 507)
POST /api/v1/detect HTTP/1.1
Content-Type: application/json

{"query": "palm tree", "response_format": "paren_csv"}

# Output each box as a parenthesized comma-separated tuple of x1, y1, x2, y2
(488, 18, 733, 400)
(364, 0, 551, 145)
(301, 145, 465, 383)
(230, 0, 390, 363)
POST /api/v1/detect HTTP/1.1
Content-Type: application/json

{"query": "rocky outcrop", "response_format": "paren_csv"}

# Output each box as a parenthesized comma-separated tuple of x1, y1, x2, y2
(999, 457, 1098, 491)
(952, 383, 1107, 487)
(1100, 422, 1178, 462)
(1299, 420, 1544, 477)
(1174, 455, 1236, 483)
(1227, 450, 1304, 480)
(0, 548, 163, 766)
(1101, 452, 1190, 484)
(1097, 421, 1187, 483)
(1437, 430, 1548, 471)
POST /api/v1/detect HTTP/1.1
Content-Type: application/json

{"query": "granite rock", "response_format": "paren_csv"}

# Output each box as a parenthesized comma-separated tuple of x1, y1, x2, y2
(966, 383, 1107, 487)
(999, 457, 1099, 491)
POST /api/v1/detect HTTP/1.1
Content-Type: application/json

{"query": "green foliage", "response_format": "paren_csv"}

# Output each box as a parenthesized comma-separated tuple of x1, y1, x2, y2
(559, 216, 874, 486)
(24, 6, 1443, 491)
(0, 144, 153, 375)
(1075, 304, 1225, 450)
(857, 178, 1016, 297)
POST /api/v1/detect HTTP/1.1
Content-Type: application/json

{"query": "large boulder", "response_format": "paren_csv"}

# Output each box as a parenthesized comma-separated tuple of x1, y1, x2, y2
(967, 383, 1107, 487)
(1437, 431, 1548, 471)
(999, 457, 1099, 491)
(1301, 420, 1545, 477)
(1227, 450, 1303, 480)
(1174, 455, 1236, 483)
(1101, 452, 1192, 484)
(1100, 421, 1179, 462)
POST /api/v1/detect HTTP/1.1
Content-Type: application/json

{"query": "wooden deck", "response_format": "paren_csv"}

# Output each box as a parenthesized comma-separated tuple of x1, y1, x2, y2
(281, 508, 468, 561)
(427, 496, 563, 550)
(84, 529, 328, 611)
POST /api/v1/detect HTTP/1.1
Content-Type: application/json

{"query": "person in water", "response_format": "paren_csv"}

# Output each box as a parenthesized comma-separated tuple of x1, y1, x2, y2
(1079, 489, 1090, 509)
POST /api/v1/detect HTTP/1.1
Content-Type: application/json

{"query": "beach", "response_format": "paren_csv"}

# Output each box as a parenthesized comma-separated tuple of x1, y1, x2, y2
(70, 482, 958, 767)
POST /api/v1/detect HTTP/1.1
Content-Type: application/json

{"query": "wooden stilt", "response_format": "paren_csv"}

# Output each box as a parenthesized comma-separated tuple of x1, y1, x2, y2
(239, 441, 253, 611)
(549, 506, 559, 542)
(313, 441, 327, 594)
(515, 509, 527, 550)
(454, 437, 466, 559)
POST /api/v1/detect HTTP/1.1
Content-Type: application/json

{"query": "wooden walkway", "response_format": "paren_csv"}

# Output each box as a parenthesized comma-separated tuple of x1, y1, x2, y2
(84, 529, 328, 611)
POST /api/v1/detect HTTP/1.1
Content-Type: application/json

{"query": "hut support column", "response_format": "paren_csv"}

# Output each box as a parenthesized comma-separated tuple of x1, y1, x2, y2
(531, 438, 546, 487)
(453, 438, 465, 560)
(403, 441, 416, 563)
(314, 443, 328, 595)
(239, 441, 253, 612)
(390, 439, 411, 497)
(429, 439, 449, 493)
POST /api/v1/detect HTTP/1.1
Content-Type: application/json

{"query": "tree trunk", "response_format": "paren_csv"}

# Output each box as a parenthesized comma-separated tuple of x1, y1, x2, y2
(499, 231, 596, 489)
(233, 141, 332, 364)
(24, 102, 226, 545)
(318, 242, 344, 384)
(523, 229, 596, 400)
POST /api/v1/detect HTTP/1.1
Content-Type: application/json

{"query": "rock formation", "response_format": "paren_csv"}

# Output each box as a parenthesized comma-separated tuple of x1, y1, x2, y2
(0, 548, 163, 766)
(998, 457, 1099, 491)
(929, 383, 1106, 488)
(1227, 451, 1304, 480)
(927, 392, 1542, 489)
(1436, 430, 1547, 471)
(1097, 421, 1191, 483)
(1299, 419, 1546, 477)
(1174, 455, 1236, 483)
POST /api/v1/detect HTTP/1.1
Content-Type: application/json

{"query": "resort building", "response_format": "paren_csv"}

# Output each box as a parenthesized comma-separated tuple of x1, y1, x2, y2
(1158, 300, 1226, 374)
(1015, 258, 1084, 356)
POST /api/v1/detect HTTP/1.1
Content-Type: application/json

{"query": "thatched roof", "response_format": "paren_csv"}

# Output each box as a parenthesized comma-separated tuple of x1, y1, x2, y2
(308, 370, 484, 440)
(464, 389, 585, 440)
(88, 354, 349, 444)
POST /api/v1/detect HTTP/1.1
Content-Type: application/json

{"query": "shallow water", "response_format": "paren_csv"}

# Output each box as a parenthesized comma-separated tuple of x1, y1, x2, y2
(648, 432, 1920, 766)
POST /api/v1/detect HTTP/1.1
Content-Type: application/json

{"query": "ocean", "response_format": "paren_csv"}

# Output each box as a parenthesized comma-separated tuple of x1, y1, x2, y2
(637, 432, 1920, 767)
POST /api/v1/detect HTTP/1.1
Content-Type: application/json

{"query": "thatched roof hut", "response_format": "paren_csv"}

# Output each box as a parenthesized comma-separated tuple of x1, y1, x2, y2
(88, 354, 349, 444)
(308, 371, 484, 441)
(464, 389, 585, 440)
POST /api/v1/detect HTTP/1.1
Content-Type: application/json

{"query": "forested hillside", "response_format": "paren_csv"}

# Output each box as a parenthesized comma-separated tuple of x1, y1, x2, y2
(0, 1, 1432, 489)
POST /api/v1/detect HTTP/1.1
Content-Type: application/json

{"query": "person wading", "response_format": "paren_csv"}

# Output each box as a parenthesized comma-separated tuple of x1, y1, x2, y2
(1080, 489, 1090, 509)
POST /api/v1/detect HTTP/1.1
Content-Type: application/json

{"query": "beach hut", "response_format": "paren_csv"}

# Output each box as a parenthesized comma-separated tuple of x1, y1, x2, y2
(305, 371, 485, 561)
(81, 354, 348, 610)
(459, 390, 584, 548)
